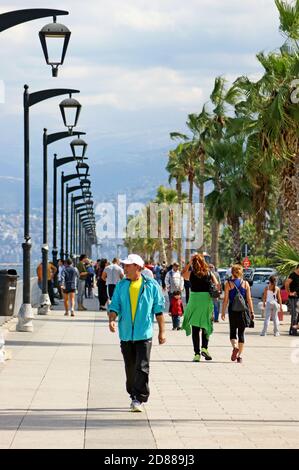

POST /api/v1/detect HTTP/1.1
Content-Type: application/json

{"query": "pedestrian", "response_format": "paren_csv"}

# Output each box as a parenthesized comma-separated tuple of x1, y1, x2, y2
(209, 264, 222, 322)
(57, 259, 65, 300)
(77, 254, 89, 311)
(260, 276, 283, 336)
(141, 266, 154, 278)
(182, 254, 219, 362)
(61, 258, 79, 317)
(221, 264, 255, 363)
(165, 262, 184, 305)
(108, 254, 166, 412)
(36, 261, 57, 306)
(285, 265, 299, 334)
(102, 257, 124, 302)
(169, 290, 184, 330)
(153, 263, 163, 286)
(160, 261, 167, 290)
(85, 261, 95, 299)
(96, 259, 109, 311)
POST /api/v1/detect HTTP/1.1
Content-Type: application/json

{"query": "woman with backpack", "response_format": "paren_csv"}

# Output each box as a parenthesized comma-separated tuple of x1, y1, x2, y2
(61, 258, 79, 317)
(260, 276, 283, 337)
(221, 264, 254, 363)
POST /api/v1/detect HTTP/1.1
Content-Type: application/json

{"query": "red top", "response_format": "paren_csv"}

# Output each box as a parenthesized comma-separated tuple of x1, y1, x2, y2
(280, 288, 289, 303)
(169, 297, 184, 316)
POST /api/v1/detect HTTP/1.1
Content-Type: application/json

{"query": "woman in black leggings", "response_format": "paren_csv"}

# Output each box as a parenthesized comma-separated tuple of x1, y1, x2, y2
(221, 264, 254, 363)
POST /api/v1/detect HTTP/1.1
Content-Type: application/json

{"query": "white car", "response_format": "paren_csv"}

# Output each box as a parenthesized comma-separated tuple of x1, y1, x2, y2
(250, 271, 280, 299)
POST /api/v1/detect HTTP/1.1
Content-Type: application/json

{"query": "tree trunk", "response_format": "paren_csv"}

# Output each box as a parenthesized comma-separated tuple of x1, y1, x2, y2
(197, 148, 205, 253)
(185, 175, 194, 261)
(211, 219, 220, 268)
(282, 152, 299, 252)
(176, 180, 183, 264)
(229, 215, 241, 263)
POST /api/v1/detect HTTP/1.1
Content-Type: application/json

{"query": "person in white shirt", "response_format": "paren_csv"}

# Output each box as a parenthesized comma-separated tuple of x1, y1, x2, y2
(102, 258, 124, 300)
(141, 267, 154, 279)
(261, 276, 283, 337)
(165, 262, 184, 304)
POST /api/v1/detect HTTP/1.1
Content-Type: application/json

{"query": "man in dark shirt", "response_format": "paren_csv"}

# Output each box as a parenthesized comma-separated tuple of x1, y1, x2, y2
(285, 265, 299, 335)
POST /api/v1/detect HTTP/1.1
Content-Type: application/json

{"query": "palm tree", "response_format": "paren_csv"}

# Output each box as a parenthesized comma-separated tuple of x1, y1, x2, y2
(232, 0, 299, 250)
(273, 239, 299, 277)
(204, 139, 253, 263)
(166, 148, 186, 263)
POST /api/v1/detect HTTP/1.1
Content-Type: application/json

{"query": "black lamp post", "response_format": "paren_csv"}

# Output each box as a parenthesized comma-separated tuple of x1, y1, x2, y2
(17, 85, 79, 332)
(39, 17, 71, 77)
(70, 137, 88, 158)
(0, 9, 70, 77)
(65, 184, 86, 258)
(39, 127, 85, 315)
(59, 95, 82, 134)
(60, 172, 90, 259)
(52, 152, 87, 265)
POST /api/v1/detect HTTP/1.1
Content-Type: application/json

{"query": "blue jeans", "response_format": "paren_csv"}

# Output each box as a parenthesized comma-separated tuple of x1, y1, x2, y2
(213, 299, 220, 321)
(172, 315, 181, 329)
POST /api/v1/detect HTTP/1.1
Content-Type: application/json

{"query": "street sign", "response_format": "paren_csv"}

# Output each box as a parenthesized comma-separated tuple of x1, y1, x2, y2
(242, 257, 251, 268)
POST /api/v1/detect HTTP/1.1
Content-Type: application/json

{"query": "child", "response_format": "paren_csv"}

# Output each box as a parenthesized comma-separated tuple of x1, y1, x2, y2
(260, 276, 283, 337)
(169, 291, 184, 330)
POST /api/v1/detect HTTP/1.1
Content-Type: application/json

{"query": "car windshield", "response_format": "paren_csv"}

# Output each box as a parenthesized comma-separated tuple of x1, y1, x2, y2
(253, 274, 269, 283)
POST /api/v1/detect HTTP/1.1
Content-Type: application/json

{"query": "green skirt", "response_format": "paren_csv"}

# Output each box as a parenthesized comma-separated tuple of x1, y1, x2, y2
(182, 292, 214, 338)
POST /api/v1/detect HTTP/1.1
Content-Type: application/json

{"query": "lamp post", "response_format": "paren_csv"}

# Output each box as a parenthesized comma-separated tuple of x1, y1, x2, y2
(52, 153, 87, 265)
(17, 85, 79, 333)
(38, 127, 85, 316)
(0, 9, 71, 77)
(60, 172, 90, 259)
(65, 184, 86, 258)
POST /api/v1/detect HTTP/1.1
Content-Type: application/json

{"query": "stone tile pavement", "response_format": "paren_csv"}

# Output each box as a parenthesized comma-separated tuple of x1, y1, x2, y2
(0, 297, 299, 449)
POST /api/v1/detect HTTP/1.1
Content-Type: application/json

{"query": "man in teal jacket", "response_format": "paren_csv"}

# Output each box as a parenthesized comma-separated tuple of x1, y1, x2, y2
(108, 254, 166, 412)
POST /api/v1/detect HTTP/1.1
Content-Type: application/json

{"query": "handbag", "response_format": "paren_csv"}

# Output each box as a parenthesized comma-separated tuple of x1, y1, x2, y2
(208, 273, 220, 299)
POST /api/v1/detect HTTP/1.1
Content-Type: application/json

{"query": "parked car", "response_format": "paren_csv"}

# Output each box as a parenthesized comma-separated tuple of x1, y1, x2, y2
(217, 268, 228, 290)
(250, 270, 282, 298)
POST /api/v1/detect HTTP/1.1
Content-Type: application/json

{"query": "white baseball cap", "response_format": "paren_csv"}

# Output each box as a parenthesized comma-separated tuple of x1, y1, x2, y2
(120, 254, 144, 268)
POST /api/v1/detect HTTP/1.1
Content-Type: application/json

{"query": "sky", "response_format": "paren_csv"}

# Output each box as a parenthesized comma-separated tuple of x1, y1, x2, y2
(0, 0, 283, 210)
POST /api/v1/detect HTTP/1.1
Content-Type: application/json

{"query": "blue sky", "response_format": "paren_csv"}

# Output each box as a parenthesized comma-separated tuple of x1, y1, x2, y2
(0, 0, 282, 208)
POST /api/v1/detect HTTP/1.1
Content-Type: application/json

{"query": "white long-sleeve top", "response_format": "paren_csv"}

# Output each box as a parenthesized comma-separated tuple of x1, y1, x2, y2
(165, 270, 184, 293)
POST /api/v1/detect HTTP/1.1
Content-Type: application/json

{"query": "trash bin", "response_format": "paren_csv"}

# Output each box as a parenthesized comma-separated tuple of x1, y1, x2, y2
(0, 269, 18, 316)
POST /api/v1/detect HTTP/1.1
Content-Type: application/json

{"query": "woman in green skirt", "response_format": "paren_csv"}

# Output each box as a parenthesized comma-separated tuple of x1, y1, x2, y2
(182, 254, 220, 362)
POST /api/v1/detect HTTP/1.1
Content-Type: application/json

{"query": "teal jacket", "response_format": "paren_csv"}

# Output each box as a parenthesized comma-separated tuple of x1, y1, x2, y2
(108, 275, 165, 341)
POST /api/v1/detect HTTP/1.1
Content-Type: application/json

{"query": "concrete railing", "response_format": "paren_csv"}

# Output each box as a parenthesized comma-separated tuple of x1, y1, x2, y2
(0, 277, 40, 326)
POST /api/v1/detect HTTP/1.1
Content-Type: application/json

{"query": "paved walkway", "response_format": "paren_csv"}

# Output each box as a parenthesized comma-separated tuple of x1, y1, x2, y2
(0, 297, 299, 449)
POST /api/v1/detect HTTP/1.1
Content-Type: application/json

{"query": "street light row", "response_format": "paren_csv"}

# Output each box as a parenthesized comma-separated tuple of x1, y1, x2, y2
(0, 8, 97, 329)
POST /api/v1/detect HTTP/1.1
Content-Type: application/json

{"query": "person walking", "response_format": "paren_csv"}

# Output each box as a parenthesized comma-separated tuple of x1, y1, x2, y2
(77, 254, 89, 311)
(96, 259, 109, 311)
(108, 254, 166, 412)
(260, 276, 283, 336)
(165, 262, 184, 305)
(57, 259, 65, 300)
(61, 259, 79, 317)
(36, 261, 57, 306)
(182, 254, 219, 362)
(102, 258, 124, 302)
(169, 291, 184, 330)
(209, 264, 222, 322)
(153, 263, 163, 286)
(221, 264, 255, 363)
(285, 265, 299, 335)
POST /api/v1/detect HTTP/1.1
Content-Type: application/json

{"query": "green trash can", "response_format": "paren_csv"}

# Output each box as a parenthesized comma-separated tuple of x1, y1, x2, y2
(0, 269, 18, 316)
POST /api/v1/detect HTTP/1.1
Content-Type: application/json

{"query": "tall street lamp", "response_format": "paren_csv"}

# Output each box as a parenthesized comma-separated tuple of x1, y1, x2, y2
(60, 172, 90, 260)
(38, 128, 85, 315)
(17, 86, 79, 333)
(0, 9, 71, 77)
(52, 152, 88, 265)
